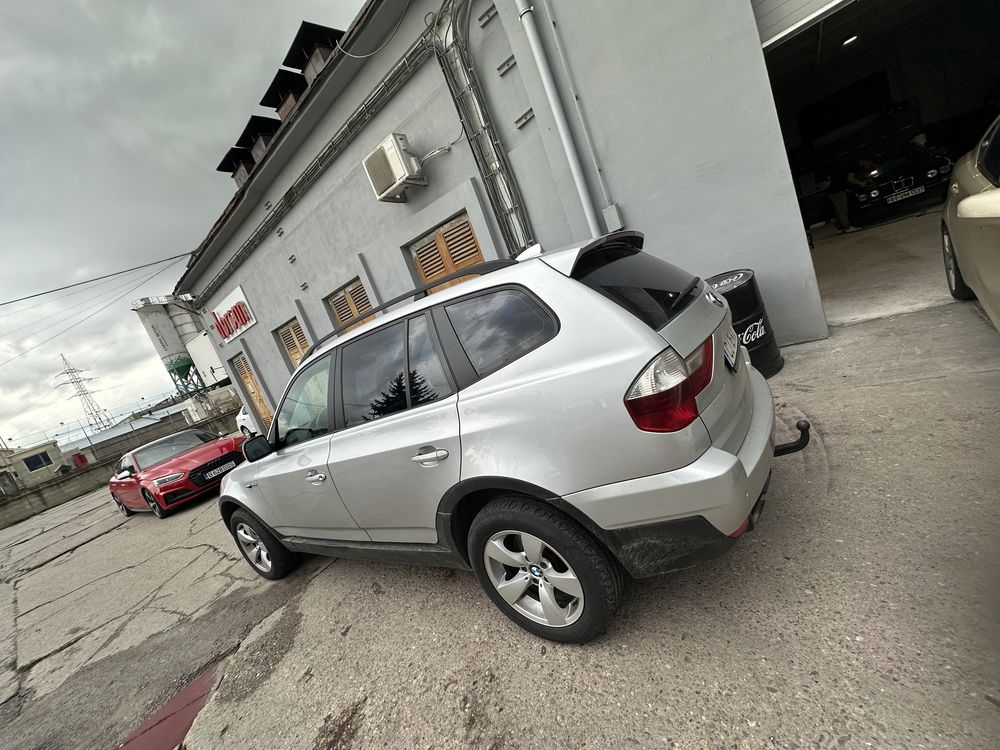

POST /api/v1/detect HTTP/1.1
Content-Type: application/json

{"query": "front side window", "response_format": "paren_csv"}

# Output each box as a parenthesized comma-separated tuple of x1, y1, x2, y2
(445, 290, 556, 377)
(275, 356, 332, 447)
(341, 322, 407, 427)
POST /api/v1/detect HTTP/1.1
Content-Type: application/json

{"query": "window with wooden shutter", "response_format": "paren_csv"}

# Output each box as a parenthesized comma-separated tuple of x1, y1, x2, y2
(277, 318, 311, 367)
(232, 352, 272, 429)
(326, 278, 375, 332)
(409, 214, 485, 293)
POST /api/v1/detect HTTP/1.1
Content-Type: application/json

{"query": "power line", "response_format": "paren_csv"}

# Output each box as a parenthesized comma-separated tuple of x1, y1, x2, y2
(0, 270, 164, 341)
(0, 259, 184, 368)
(0, 264, 151, 322)
(0, 252, 190, 309)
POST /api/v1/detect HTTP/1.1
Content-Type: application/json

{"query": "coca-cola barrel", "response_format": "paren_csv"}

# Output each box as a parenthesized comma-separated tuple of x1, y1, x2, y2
(705, 269, 784, 378)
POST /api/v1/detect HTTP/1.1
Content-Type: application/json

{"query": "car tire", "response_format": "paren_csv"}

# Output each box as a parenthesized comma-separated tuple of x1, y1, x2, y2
(468, 497, 623, 644)
(240, 426, 252, 438)
(229, 510, 298, 580)
(943, 225, 975, 300)
(111, 493, 134, 517)
(142, 489, 167, 519)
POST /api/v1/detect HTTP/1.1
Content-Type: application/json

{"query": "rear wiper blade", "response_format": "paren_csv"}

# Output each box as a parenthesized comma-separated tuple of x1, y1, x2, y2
(667, 277, 700, 316)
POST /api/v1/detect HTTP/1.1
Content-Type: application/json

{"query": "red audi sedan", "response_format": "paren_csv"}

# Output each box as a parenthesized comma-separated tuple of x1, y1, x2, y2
(109, 429, 245, 518)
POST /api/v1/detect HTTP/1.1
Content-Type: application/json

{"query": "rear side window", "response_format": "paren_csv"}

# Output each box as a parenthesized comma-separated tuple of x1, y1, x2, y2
(445, 289, 556, 376)
(572, 244, 697, 329)
(341, 322, 407, 427)
(340, 316, 454, 427)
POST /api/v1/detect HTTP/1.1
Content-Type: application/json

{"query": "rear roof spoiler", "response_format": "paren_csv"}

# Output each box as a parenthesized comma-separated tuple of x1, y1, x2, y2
(539, 230, 644, 276)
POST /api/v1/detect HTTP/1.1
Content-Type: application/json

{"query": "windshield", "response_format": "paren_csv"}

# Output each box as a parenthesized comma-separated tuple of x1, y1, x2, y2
(572, 244, 698, 329)
(133, 431, 217, 470)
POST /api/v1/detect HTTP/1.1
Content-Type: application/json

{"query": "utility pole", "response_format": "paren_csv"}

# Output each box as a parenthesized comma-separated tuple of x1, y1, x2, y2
(56, 354, 115, 431)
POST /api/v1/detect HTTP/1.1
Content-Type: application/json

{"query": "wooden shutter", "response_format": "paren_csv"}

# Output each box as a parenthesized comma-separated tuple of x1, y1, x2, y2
(328, 278, 375, 332)
(277, 318, 310, 367)
(409, 214, 485, 293)
(233, 352, 272, 428)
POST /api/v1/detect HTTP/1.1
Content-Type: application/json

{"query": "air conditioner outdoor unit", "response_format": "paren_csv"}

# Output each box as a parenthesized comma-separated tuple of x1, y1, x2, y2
(363, 133, 427, 202)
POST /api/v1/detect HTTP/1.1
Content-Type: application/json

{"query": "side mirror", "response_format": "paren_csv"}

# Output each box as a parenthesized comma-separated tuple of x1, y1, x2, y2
(218, 431, 227, 438)
(115, 470, 133, 481)
(242, 435, 273, 463)
(957, 188, 1000, 222)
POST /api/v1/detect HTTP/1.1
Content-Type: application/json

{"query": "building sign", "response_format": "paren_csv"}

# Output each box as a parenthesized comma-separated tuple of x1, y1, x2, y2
(211, 286, 257, 343)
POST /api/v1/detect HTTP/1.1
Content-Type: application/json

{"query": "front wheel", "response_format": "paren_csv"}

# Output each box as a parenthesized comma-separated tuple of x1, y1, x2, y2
(943, 225, 975, 300)
(468, 497, 623, 643)
(111, 493, 134, 517)
(229, 510, 298, 580)
(142, 489, 166, 519)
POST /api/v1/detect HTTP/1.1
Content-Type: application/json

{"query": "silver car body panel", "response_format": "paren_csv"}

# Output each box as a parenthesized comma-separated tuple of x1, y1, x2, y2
(221, 231, 776, 572)
(563, 360, 774, 536)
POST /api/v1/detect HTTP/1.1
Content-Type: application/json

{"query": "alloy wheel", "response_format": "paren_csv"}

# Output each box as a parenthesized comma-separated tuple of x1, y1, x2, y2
(112, 495, 128, 517)
(235, 522, 273, 573)
(482, 530, 584, 628)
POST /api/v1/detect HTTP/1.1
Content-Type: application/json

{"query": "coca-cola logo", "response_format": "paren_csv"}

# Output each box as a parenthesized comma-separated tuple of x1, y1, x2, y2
(740, 318, 767, 345)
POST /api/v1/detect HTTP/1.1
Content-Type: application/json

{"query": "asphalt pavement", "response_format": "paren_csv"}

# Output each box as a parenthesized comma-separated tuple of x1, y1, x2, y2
(1, 297, 998, 749)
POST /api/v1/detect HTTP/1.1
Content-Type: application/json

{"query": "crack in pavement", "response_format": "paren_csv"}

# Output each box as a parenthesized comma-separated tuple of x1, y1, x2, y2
(2, 518, 130, 582)
(14, 540, 238, 620)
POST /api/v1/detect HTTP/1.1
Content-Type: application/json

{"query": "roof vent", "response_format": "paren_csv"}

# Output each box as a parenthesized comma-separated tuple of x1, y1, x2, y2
(363, 133, 427, 203)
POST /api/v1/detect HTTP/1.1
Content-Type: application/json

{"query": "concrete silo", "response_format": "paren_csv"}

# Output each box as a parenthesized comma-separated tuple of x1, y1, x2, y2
(132, 295, 213, 395)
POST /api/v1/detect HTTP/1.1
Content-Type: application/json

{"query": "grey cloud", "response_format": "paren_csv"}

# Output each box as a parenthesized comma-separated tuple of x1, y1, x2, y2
(0, 0, 363, 446)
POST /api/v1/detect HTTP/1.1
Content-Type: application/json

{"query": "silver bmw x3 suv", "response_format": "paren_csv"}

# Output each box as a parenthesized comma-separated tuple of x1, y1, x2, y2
(222, 231, 807, 642)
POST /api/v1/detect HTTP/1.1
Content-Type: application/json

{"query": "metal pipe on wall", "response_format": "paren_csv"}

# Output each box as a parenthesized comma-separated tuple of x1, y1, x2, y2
(535, 0, 613, 211)
(514, 0, 602, 239)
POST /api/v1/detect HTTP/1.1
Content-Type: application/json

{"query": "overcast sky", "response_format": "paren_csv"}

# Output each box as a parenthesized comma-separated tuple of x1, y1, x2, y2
(0, 0, 364, 449)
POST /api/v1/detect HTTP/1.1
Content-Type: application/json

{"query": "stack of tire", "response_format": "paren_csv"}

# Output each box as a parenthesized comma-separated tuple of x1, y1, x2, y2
(705, 269, 784, 378)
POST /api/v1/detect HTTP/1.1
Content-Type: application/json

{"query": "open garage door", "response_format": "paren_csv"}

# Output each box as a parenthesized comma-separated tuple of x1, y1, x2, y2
(753, 0, 853, 49)
(763, 0, 1000, 324)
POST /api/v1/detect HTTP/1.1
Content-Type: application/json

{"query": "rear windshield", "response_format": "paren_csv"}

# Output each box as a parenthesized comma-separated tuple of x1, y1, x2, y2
(571, 245, 697, 329)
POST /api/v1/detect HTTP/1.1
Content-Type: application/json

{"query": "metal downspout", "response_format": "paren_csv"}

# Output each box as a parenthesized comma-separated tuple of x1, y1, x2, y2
(534, 0, 613, 210)
(514, 0, 602, 238)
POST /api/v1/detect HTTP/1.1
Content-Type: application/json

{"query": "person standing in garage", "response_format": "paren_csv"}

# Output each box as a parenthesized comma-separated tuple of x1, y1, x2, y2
(828, 157, 877, 233)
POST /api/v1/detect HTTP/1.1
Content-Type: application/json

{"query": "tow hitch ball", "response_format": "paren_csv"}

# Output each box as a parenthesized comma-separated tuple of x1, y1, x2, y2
(774, 420, 811, 457)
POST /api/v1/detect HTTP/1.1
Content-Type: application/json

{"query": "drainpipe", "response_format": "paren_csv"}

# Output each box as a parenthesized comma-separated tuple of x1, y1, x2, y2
(514, 0, 602, 238)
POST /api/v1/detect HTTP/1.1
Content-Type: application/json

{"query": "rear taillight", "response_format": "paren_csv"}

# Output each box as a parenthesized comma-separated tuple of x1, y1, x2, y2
(624, 338, 714, 432)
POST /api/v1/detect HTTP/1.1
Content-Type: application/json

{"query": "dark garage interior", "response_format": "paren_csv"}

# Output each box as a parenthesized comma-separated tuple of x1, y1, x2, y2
(766, 0, 1000, 228)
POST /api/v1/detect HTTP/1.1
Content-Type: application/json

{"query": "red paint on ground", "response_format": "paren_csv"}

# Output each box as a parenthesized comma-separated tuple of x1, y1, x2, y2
(117, 666, 217, 749)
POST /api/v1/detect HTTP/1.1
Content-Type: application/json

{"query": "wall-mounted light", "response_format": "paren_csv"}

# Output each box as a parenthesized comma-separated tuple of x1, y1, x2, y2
(276, 227, 285, 237)
(288, 254, 296, 263)
(300, 282, 309, 291)
(842, 35, 858, 46)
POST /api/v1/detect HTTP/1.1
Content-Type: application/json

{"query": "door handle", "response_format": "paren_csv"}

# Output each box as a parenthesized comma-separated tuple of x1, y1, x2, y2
(305, 471, 327, 484)
(411, 448, 449, 464)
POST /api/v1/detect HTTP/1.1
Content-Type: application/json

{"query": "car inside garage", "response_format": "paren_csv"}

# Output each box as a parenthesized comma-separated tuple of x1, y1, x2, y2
(760, 0, 1000, 323)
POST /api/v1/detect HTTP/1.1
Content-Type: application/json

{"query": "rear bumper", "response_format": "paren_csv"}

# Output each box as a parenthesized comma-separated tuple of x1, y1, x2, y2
(564, 365, 775, 577)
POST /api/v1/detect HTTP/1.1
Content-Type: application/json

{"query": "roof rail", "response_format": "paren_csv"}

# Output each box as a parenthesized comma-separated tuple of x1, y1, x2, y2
(300, 259, 517, 360)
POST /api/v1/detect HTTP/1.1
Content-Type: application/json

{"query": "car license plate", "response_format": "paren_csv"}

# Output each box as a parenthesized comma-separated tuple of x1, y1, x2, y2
(723, 326, 740, 372)
(204, 461, 236, 480)
(886, 186, 925, 204)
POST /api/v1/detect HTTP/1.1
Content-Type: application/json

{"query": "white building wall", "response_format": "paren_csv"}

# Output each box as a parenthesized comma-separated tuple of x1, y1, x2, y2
(182, 0, 827, 409)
